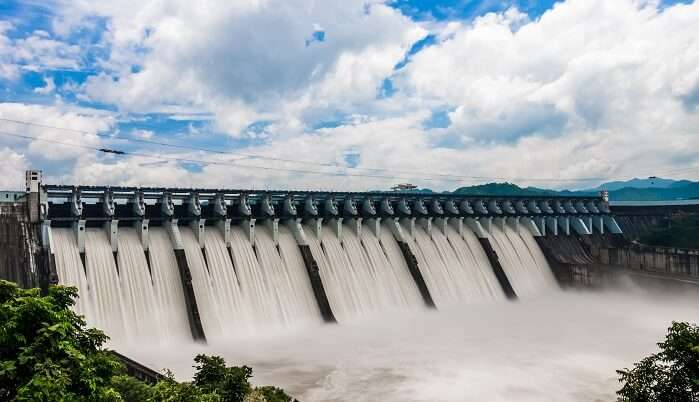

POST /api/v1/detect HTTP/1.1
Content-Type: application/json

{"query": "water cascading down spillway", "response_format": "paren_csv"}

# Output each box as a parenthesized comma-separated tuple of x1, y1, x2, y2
(404, 218, 507, 307)
(303, 219, 423, 322)
(40, 182, 613, 345)
(488, 222, 558, 298)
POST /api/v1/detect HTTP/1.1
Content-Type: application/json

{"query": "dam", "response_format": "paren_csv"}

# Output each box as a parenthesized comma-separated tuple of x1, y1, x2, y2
(3, 170, 624, 341)
(3, 170, 698, 401)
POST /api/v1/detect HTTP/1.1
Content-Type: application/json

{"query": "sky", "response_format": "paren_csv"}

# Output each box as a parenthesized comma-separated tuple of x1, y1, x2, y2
(0, 0, 697, 191)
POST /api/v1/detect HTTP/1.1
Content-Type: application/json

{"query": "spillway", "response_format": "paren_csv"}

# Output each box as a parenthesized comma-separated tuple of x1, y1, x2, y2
(117, 228, 160, 341)
(84, 228, 129, 341)
(148, 228, 191, 341)
(444, 224, 504, 301)
(488, 223, 558, 297)
(305, 221, 423, 322)
(52, 228, 92, 318)
(409, 225, 463, 306)
(182, 227, 222, 336)
(254, 226, 321, 328)
(47, 218, 562, 342)
(202, 226, 245, 336)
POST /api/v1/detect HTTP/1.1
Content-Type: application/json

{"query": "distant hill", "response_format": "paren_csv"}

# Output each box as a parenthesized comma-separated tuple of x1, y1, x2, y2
(604, 182, 699, 201)
(445, 180, 699, 201)
(586, 177, 697, 192)
(453, 182, 561, 197)
(587, 177, 678, 191)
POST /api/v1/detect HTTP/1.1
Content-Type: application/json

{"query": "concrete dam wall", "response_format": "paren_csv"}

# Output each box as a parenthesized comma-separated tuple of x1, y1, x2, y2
(0, 203, 40, 288)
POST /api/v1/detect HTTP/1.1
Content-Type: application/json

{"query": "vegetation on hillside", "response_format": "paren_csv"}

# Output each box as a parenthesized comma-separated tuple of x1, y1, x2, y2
(452, 182, 562, 196)
(640, 215, 699, 249)
(447, 179, 699, 201)
(0, 280, 295, 402)
(617, 321, 699, 402)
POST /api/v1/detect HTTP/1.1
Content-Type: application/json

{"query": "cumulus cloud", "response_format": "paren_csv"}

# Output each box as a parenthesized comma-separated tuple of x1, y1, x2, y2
(0, 148, 29, 189)
(57, 0, 424, 135)
(34, 76, 56, 95)
(2, 0, 699, 190)
(0, 103, 114, 161)
(0, 23, 83, 80)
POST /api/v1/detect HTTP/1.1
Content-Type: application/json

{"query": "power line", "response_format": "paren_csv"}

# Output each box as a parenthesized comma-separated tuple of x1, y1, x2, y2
(0, 116, 620, 183)
(9, 128, 671, 185)
(0, 130, 480, 183)
(3, 118, 697, 184)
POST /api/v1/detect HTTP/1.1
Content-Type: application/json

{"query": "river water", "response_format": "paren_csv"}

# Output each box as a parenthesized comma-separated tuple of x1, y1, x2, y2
(120, 276, 699, 402)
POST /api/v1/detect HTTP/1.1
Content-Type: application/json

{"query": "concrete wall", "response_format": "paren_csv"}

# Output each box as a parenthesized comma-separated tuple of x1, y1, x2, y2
(600, 244, 699, 277)
(0, 203, 40, 287)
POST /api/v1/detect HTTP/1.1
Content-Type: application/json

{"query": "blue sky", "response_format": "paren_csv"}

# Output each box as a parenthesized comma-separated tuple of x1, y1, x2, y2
(0, 0, 698, 190)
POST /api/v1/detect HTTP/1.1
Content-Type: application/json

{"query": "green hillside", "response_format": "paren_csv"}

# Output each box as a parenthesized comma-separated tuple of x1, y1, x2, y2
(446, 181, 699, 201)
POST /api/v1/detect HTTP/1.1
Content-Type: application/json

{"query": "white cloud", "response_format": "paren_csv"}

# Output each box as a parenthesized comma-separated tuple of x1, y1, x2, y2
(54, 0, 423, 136)
(2, 0, 699, 191)
(0, 23, 83, 80)
(34, 76, 56, 95)
(0, 103, 114, 161)
(0, 148, 29, 189)
(131, 129, 154, 139)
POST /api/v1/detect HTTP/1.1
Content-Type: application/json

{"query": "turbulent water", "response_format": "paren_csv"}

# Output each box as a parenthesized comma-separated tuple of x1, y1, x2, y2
(52, 221, 559, 337)
(121, 278, 699, 402)
(306, 220, 423, 321)
(489, 222, 558, 297)
(52, 228, 92, 318)
(49, 219, 678, 402)
(84, 228, 129, 340)
(53, 221, 555, 326)
(407, 219, 513, 307)
(117, 228, 160, 341)
(148, 228, 191, 341)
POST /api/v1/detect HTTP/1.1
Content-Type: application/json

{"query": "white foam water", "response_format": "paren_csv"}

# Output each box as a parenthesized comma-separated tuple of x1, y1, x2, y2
(254, 225, 321, 328)
(444, 224, 504, 301)
(228, 224, 276, 332)
(488, 223, 558, 297)
(51, 217, 561, 348)
(181, 227, 222, 337)
(408, 224, 463, 306)
(360, 221, 422, 309)
(51, 228, 92, 318)
(117, 228, 160, 341)
(148, 228, 191, 341)
(84, 228, 129, 341)
(203, 226, 245, 337)
(310, 221, 371, 320)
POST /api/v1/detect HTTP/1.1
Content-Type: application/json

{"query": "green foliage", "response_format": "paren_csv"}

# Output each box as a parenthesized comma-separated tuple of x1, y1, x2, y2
(150, 370, 221, 402)
(0, 280, 123, 401)
(617, 321, 699, 402)
(452, 182, 562, 197)
(254, 386, 294, 402)
(641, 215, 699, 249)
(111, 374, 155, 401)
(193, 354, 252, 402)
(0, 280, 295, 402)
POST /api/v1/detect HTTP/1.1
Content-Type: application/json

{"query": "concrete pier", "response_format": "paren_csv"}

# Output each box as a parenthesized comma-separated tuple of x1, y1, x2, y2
(477, 238, 517, 300)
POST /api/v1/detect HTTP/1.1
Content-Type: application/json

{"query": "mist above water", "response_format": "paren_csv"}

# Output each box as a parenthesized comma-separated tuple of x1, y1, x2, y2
(122, 280, 699, 402)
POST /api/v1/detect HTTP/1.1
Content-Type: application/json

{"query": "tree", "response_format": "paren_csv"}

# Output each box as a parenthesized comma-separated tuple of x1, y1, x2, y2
(0, 280, 122, 401)
(193, 354, 252, 402)
(254, 386, 294, 402)
(191, 355, 297, 402)
(617, 321, 699, 402)
(0, 280, 296, 402)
